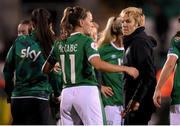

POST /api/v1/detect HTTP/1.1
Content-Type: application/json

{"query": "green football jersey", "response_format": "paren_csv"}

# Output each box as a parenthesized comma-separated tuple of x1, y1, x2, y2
(49, 69, 63, 97)
(168, 36, 180, 105)
(3, 33, 52, 99)
(98, 42, 124, 106)
(48, 32, 99, 88)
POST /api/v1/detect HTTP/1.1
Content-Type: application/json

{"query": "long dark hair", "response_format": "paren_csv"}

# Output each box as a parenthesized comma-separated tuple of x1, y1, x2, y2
(60, 6, 88, 40)
(31, 8, 53, 58)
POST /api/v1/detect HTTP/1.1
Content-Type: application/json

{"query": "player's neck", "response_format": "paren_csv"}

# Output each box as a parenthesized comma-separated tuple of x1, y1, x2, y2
(74, 27, 84, 34)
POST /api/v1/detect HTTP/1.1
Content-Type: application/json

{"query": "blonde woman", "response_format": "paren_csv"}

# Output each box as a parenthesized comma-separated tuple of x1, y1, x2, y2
(97, 17, 124, 125)
(119, 7, 157, 125)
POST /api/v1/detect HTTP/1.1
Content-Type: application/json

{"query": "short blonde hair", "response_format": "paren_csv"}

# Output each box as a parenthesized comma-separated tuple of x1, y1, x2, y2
(119, 7, 145, 26)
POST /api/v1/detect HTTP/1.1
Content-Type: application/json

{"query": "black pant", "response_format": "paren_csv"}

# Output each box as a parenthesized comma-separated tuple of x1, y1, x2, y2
(11, 98, 51, 125)
(124, 107, 154, 125)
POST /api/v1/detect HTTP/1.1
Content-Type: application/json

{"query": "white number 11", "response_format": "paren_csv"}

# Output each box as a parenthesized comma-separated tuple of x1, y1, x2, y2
(60, 54, 75, 84)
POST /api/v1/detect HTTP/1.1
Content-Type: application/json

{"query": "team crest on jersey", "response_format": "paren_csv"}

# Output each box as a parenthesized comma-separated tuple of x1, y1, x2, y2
(91, 42, 98, 51)
(111, 54, 117, 59)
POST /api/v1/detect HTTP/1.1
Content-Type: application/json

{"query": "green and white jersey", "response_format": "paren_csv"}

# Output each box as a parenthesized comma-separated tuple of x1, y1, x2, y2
(3, 32, 52, 99)
(48, 32, 99, 88)
(49, 70, 63, 97)
(168, 36, 180, 105)
(98, 42, 124, 106)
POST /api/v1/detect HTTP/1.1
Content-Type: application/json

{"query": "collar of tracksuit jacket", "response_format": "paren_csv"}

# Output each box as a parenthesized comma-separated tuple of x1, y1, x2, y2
(122, 26, 145, 48)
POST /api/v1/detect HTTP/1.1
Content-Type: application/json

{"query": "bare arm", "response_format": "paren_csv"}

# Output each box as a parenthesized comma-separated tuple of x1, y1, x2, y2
(153, 55, 177, 108)
(90, 56, 139, 79)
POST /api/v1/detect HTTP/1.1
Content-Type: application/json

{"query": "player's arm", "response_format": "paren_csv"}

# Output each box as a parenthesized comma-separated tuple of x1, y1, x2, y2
(95, 69, 114, 97)
(89, 56, 139, 79)
(153, 55, 177, 108)
(85, 39, 139, 78)
(3, 45, 15, 103)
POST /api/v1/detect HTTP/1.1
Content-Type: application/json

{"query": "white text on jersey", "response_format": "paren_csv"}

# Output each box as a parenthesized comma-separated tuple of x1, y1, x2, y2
(59, 44, 78, 53)
(21, 46, 41, 62)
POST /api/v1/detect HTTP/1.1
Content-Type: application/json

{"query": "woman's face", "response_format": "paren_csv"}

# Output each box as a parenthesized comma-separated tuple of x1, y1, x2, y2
(17, 24, 30, 36)
(121, 15, 138, 36)
(82, 12, 93, 35)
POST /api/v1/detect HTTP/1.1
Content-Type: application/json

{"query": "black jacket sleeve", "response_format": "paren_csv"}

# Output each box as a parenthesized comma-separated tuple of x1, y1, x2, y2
(132, 38, 156, 102)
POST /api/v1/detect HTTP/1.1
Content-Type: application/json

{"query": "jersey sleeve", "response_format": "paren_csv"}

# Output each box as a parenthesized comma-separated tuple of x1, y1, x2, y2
(3, 45, 15, 102)
(49, 70, 63, 97)
(84, 39, 100, 61)
(168, 37, 180, 59)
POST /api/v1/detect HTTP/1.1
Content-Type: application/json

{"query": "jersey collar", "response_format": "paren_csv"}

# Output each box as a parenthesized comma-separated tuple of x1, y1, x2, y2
(110, 41, 124, 50)
(70, 32, 81, 36)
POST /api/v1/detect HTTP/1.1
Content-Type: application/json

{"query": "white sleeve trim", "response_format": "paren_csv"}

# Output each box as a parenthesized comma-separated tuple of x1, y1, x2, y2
(167, 53, 179, 59)
(88, 54, 100, 61)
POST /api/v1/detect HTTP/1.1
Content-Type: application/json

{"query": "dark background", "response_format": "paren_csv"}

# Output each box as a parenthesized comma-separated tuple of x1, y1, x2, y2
(0, 0, 179, 124)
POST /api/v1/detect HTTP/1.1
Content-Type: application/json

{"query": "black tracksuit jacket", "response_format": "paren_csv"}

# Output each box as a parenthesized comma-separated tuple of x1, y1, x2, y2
(123, 27, 157, 124)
